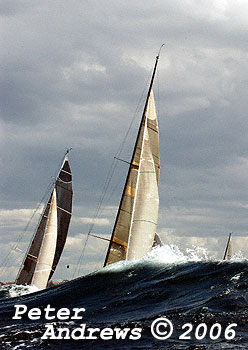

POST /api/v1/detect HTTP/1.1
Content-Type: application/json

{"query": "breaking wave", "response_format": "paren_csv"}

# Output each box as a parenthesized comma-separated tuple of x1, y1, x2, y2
(0, 244, 247, 349)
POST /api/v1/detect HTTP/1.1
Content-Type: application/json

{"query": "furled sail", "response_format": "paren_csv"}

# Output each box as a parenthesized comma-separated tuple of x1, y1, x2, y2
(223, 233, 233, 260)
(31, 189, 57, 289)
(104, 55, 160, 266)
(16, 154, 73, 287)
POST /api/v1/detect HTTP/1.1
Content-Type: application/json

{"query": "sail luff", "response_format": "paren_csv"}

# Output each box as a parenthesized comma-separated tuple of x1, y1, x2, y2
(48, 154, 73, 280)
(126, 112, 148, 260)
(15, 199, 51, 285)
(126, 107, 159, 260)
(223, 233, 233, 260)
(16, 152, 73, 286)
(31, 189, 57, 289)
(104, 54, 160, 267)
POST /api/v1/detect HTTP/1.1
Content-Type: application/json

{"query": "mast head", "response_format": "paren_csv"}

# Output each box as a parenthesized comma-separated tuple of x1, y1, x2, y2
(157, 44, 165, 59)
(62, 148, 72, 164)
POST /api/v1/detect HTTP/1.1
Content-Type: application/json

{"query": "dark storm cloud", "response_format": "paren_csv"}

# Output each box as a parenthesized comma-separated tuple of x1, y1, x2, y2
(1, 0, 248, 280)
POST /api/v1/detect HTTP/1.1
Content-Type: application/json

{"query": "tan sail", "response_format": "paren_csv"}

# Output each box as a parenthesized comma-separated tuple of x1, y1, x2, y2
(126, 116, 159, 260)
(223, 233, 233, 260)
(31, 189, 57, 289)
(104, 62, 160, 266)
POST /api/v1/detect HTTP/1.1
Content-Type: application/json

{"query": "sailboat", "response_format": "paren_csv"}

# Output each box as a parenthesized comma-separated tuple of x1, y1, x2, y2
(15, 153, 73, 289)
(223, 233, 233, 261)
(103, 51, 161, 267)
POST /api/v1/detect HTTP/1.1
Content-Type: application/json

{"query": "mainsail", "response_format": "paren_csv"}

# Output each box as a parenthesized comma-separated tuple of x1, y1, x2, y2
(104, 54, 160, 266)
(16, 154, 73, 288)
(31, 189, 57, 289)
(223, 233, 233, 260)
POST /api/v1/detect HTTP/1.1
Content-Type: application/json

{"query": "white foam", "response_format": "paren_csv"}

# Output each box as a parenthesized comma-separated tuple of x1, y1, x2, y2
(87, 244, 248, 278)
(145, 244, 210, 264)
(99, 244, 211, 275)
(2, 284, 39, 298)
(232, 251, 246, 261)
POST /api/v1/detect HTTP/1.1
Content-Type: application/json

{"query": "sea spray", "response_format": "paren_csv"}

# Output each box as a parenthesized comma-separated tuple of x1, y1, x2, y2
(0, 258, 247, 349)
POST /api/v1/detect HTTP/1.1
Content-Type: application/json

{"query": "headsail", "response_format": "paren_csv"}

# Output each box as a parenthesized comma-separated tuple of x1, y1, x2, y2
(104, 54, 160, 266)
(223, 233, 233, 260)
(31, 189, 57, 289)
(16, 154, 73, 288)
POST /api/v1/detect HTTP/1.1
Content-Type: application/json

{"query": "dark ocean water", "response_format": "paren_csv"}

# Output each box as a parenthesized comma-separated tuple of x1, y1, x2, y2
(0, 247, 247, 350)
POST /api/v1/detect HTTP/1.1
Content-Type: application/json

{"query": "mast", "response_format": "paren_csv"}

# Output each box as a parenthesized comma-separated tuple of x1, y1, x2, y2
(223, 233, 233, 260)
(104, 50, 162, 266)
(16, 151, 73, 286)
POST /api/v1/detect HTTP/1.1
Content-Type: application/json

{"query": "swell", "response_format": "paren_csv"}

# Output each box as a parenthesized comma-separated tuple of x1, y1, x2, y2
(0, 261, 247, 322)
(0, 260, 248, 349)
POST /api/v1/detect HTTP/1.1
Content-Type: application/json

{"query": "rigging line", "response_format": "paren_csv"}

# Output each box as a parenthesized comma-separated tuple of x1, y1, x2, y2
(14, 183, 55, 282)
(84, 159, 117, 240)
(72, 233, 90, 279)
(86, 68, 153, 236)
(88, 233, 110, 242)
(93, 246, 107, 272)
(97, 174, 124, 220)
(0, 182, 54, 276)
(72, 159, 119, 277)
(87, 73, 152, 233)
(114, 70, 153, 159)
(114, 157, 131, 165)
(74, 67, 155, 276)
(85, 156, 122, 238)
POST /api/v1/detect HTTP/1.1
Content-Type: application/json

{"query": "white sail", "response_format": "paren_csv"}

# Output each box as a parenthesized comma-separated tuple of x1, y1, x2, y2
(104, 53, 161, 267)
(16, 154, 73, 287)
(223, 233, 233, 260)
(31, 189, 58, 289)
(126, 94, 159, 260)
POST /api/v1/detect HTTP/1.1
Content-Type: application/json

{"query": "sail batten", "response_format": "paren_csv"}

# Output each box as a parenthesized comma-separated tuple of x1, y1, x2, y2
(126, 112, 159, 260)
(16, 154, 73, 288)
(104, 55, 160, 266)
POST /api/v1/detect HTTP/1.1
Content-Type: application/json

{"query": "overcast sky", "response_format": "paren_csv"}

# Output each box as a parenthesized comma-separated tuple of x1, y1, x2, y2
(1, 0, 248, 281)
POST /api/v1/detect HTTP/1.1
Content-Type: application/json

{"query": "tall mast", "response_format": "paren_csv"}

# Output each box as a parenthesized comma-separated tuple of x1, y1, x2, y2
(104, 49, 162, 266)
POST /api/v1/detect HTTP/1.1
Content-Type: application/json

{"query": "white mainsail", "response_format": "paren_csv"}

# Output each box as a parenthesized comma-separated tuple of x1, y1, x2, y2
(31, 189, 57, 289)
(223, 233, 233, 260)
(104, 54, 160, 266)
(126, 94, 159, 260)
